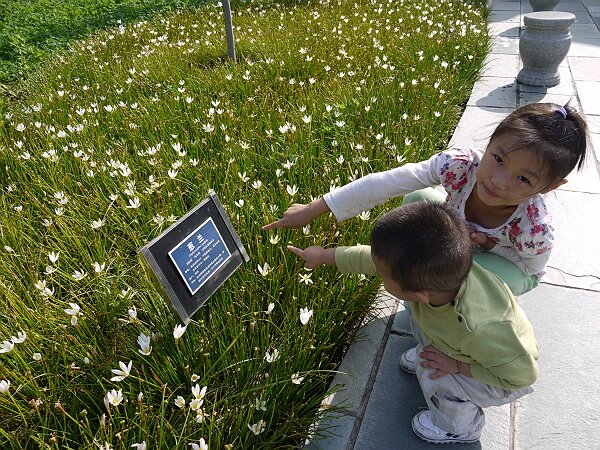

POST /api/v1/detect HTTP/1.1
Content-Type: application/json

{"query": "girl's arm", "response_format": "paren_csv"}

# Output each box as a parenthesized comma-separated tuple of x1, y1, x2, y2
(263, 153, 441, 230)
(323, 156, 440, 222)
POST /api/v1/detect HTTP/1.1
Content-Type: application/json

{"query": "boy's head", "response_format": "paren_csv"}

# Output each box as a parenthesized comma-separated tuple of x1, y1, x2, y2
(370, 202, 472, 303)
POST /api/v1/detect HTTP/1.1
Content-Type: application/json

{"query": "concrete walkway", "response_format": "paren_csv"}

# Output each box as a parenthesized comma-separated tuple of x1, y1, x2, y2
(307, 0, 600, 448)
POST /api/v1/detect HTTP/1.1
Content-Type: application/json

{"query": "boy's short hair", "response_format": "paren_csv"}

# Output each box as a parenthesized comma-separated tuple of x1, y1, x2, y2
(370, 202, 472, 292)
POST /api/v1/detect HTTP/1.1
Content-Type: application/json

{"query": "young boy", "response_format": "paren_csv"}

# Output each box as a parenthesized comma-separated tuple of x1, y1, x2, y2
(287, 201, 538, 444)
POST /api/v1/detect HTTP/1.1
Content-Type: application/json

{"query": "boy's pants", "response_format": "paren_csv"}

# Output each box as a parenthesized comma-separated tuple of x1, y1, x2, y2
(403, 188, 538, 296)
(411, 316, 534, 435)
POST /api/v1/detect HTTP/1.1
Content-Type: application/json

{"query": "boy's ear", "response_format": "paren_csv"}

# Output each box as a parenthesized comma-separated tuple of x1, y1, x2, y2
(415, 290, 430, 305)
(540, 178, 567, 194)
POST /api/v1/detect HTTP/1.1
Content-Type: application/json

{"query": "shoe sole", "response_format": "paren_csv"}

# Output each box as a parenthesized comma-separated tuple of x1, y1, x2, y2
(399, 356, 416, 374)
(412, 427, 480, 444)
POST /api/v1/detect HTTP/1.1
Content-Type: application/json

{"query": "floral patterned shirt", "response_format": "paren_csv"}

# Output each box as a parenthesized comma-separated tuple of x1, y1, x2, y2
(323, 148, 553, 276)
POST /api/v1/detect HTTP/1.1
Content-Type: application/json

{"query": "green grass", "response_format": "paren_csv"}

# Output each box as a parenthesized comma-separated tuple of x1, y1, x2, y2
(0, 0, 209, 90)
(0, 0, 489, 447)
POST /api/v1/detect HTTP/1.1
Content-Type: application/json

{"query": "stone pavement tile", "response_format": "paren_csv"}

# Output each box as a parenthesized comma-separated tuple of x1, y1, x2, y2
(352, 335, 512, 449)
(488, 21, 521, 37)
(482, 53, 520, 78)
(543, 188, 600, 291)
(519, 91, 576, 106)
(575, 80, 600, 115)
(491, 1, 521, 11)
(568, 56, 600, 80)
(555, 1, 590, 11)
(491, 35, 520, 54)
(571, 23, 600, 38)
(306, 412, 356, 450)
(517, 65, 576, 96)
(517, 285, 600, 449)
(391, 301, 412, 335)
(324, 294, 397, 412)
(569, 38, 600, 57)
(467, 77, 517, 108)
(490, 9, 521, 22)
(448, 105, 511, 149)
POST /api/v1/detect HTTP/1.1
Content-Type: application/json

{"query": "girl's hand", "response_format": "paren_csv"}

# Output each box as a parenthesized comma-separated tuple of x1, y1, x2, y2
(419, 345, 459, 380)
(466, 225, 496, 250)
(262, 198, 330, 230)
(287, 245, 335, 269)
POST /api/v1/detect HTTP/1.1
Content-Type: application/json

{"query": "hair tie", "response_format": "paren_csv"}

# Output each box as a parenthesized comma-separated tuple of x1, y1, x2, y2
(556, 106, 567, 119)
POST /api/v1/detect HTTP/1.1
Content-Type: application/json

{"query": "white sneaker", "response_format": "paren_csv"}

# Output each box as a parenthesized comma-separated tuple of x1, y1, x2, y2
(399, 346, 417, 374)
(411, 410, 482, 444)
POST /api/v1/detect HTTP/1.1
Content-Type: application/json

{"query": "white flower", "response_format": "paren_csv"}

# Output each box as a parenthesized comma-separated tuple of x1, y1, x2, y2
(299, 273, 313, 285)
(300, 307, 313, 325)
(11, 331, 26, 344)
(238, 171, 249, 182)
(251, 180, 262, 189)
(130, 442, 146, 450)
(174, 396, 186, 408)
(0, 341, 14, 353)
(257, 262, 271, 277)
(72, 270, 88, 281)
(358, 210, 371, 221)
(191, 374, 200, 382)
(405, 138, 413, 146)
(190, 438, 208, 450)
(264, 303, 275, 315)
(127, 197, 141, 209)
(291, 373, 305, 385)
(48, 251, 60, 263)
(248, 420, 266, 435)
(92, 262, 106, 273)
(33, 353, 42, 361)
(335, 120, 345, 127)
(168, 169, 178, 179)
(265, 349, 280, 363)
(35, 280, 46, 290)
(190, 398, 204, 411)
(15, 123, 25, 132)
(173, 324, 187, 341)
(254, 396, 267, 411)
(269, 235, 280, 245)
(110, 360, 133, 382)
(106, 389, 123, 406)
(137, 333, 152, 355)
(192, 384, 207, 400)
(4, 245, 15, 254)
(302, 115, 311, 124)
(234, 199, 244, 208)
(0, 380, 10, 393)
(64, 303, 82, 326)
(336, 154, 345, 164)
(286, 184, 298, 196)
(91, 219, 105, 229)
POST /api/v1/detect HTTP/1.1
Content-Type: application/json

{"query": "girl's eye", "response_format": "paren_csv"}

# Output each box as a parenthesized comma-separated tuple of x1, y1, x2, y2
(517, 176, 531, 185)
(493, 154, 503, 164)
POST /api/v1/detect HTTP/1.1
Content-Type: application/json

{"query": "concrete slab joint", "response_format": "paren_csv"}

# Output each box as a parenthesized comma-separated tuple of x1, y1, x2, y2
(517, 12, 576, 86)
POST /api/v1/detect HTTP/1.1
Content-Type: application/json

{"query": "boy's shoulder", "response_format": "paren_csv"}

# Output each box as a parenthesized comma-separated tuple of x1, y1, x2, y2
(456, 263, 519, 327)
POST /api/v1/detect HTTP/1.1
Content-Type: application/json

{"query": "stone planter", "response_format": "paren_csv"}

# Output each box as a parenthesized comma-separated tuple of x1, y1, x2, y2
(517, 12, 576, 87)
(529, 0, 560, 11)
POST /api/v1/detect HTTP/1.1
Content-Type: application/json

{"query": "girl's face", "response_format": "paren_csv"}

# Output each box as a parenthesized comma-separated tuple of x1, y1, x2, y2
(476, 134, 559, 208)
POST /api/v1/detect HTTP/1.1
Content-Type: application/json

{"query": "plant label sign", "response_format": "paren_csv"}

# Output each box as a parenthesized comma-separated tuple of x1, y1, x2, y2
(138, 191, 249, 323)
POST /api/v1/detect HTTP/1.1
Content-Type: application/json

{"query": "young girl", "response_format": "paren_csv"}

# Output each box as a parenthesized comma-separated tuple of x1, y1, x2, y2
(263, 102, 588, 296)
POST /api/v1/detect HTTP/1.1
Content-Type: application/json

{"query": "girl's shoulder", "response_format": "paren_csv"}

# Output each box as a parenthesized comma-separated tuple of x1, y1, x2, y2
(438, 147, 484, 165)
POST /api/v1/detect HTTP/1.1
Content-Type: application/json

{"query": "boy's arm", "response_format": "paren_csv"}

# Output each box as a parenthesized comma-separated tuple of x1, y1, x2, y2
(458, 322, 538, 390)
(287, 244, 377, 276)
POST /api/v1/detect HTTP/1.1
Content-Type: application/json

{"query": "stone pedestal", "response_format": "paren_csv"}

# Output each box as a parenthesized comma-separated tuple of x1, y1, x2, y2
(517, 12, 576, 87)
(529, 0, 560, 12)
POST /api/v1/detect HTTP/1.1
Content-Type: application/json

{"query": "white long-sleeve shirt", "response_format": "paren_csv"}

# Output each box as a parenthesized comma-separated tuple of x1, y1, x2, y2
(323, 148, 553, 277)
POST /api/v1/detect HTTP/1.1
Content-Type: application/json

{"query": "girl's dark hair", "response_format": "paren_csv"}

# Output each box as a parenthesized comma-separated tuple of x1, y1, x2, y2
(490, 103, 588, 186)
(370, 202, 472, 292)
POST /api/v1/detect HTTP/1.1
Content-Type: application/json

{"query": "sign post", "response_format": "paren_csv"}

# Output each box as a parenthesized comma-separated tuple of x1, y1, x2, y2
(222, 0, 237, 63)
(138, 192, 248, 323)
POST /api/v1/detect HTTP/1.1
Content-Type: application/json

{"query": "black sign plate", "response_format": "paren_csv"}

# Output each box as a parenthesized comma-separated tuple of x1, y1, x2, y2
(138, 192, 249, 323)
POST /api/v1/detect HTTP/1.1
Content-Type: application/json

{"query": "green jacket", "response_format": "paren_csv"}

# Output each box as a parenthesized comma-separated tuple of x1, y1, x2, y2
(335, 245, 539, 390)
